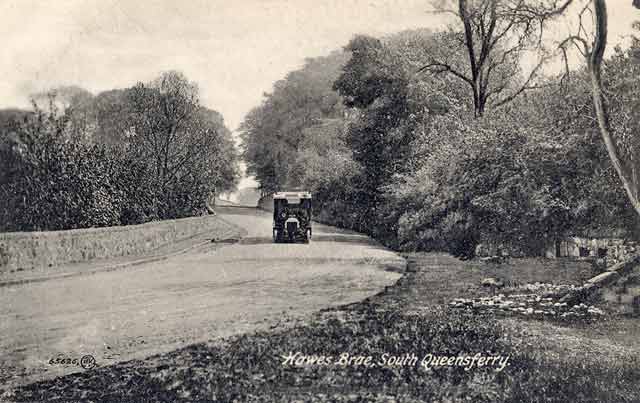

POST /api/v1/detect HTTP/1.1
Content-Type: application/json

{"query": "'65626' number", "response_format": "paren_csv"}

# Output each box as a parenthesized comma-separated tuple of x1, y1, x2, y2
(48, 354, 96, 369)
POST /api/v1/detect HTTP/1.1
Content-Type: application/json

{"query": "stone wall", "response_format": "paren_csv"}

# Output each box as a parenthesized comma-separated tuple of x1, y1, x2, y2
(544, 237, 639, 266)
(560, 254, 640, 315)
(0, 215, 241, 274)
(600, 265, 640, 314)
(257, 193, 274, 212)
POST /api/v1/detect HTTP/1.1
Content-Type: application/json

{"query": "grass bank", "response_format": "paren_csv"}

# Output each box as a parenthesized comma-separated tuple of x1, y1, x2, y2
(4, 253, 640, 403)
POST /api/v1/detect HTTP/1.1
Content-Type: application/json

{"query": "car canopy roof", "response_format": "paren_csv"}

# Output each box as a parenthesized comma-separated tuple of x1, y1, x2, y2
(274, 191, 311, 199)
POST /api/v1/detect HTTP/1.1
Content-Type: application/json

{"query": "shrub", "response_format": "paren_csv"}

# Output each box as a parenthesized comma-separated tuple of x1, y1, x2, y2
(0, 72, 240, 232)
(0, 103, 121, 231)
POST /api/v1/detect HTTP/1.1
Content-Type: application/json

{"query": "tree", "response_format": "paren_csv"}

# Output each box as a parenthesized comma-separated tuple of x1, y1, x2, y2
(0, 99, 122, 231)
(557, 1, 640, 218)
(127, 71, 238, 218)
(425, 0, 574, 116)
(333, 34, 407, 232)
(30, 85, 94, 113)
(0, 72, 239, 231)
(333, 30, 470, 243)
(288, 118, 366, 230)
(240, 52, 348, 194)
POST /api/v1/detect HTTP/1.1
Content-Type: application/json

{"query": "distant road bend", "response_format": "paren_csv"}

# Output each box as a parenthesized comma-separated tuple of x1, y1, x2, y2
(0, 206, 403, 386)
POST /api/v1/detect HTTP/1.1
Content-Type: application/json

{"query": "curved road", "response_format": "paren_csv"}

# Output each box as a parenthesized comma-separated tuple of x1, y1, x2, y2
(0, 207, 403, 387)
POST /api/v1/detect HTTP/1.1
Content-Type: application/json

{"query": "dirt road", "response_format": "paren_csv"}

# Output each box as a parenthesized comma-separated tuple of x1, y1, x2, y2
(0, 207, 403, 387)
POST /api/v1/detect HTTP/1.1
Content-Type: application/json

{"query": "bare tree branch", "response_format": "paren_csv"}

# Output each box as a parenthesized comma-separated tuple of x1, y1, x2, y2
(424, 0, 577, 115)
(493, 54, 551, 107)
(416, 62, 474, 85)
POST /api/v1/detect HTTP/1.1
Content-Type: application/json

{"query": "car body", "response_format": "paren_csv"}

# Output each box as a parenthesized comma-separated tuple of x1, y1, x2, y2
(272, 191, 312, 243)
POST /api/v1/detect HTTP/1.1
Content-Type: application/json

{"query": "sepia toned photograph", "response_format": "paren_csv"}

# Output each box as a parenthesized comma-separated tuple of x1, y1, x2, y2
(1, 1, 640, 402)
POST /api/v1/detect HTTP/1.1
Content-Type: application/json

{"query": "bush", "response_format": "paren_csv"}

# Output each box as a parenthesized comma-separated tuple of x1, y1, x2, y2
(1, 72, 240, 232)
(0, 104, 121, 231)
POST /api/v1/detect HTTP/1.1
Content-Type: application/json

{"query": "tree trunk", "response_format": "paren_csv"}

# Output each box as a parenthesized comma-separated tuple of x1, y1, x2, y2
(589, 0, 640, 217)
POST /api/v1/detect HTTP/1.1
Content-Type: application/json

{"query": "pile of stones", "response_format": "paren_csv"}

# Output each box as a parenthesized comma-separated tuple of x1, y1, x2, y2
(449, 291, 605, 318)
(515, 282, 578, 295)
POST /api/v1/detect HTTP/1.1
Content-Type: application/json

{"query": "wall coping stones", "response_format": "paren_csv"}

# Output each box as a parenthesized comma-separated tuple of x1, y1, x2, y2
(605, 254, 640, 276)
(587, 271, 620, 286)
(0, 215, 212, 240)
(560, 253, 640, 304)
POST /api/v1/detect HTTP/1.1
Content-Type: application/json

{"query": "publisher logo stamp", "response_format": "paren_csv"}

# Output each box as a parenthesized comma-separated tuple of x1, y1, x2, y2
(48, 354, 96, 370)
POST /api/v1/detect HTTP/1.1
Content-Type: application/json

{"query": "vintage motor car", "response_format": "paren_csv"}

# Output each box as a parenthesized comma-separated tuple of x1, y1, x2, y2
(272, 191, 312, 243)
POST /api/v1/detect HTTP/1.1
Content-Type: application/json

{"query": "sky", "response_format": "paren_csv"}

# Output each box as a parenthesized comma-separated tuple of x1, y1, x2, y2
(1, 1, 638, 189)
(0, 0, 444, 129)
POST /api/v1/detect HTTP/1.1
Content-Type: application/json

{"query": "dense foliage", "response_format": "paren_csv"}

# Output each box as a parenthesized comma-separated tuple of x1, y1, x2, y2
(240, 52, 349, 194)
(0, 71, 240, 232)
(241, 26, 640, 258)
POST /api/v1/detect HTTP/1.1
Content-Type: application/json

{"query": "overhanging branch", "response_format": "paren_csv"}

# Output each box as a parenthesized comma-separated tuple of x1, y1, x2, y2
(416, 62, 474, 86)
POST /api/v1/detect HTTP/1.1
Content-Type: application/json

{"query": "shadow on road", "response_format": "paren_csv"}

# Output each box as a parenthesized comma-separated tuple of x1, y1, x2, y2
(238, 234, 378, 246)
(310, 234, 376, 244)
(239, 236, 274, 245)
(216, 206, 259, 216)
